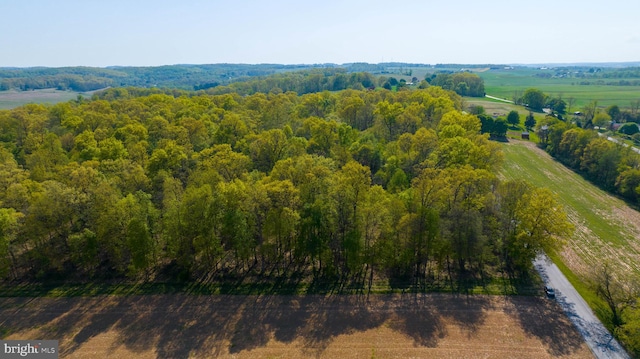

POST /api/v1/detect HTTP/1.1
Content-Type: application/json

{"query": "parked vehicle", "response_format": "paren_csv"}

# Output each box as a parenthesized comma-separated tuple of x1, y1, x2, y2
(544, 286, 555, 298)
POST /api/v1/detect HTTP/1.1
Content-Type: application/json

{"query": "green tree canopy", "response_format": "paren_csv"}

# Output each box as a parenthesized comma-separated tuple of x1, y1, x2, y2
(521, 88, 546, 111)
(507, 111, 520, 128)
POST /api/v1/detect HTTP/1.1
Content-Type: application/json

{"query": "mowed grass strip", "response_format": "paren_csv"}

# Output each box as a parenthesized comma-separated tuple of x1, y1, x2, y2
(500, 141, 640, 279)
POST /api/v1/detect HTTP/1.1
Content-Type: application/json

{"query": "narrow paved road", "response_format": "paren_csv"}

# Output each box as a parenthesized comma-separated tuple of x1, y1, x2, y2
(534, 254, 630, 359)
(603, 134, 640, 154)
(485, 94, 514, 103)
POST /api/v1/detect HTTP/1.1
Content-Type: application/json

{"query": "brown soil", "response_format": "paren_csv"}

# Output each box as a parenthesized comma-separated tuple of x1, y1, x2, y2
(0, 294, 592, 358)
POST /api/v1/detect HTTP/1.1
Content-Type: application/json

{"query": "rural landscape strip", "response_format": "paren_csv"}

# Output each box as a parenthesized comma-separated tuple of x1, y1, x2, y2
(2, 63, 640, 357)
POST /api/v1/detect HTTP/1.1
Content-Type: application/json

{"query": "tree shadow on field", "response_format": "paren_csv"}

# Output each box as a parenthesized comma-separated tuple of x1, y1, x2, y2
(385, 293, 447, 347)
(504, 296, 587, 357)
(227, 294, 391, 356)
(297, 295, 387, 356)
(0, 296, 127, 355)
(1, 292, 496, 358)
(435, 293, 491, 336)
(228, 294, 314, 353)
(112, 295, 247, 357)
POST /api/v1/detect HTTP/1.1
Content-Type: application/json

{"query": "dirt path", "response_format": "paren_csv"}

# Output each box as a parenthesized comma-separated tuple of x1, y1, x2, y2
(1, 294, 591, 358)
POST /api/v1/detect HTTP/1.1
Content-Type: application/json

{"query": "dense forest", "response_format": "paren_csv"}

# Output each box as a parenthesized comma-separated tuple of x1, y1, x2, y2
(204, 69, 379, 95)
(0, 85, 571, 293)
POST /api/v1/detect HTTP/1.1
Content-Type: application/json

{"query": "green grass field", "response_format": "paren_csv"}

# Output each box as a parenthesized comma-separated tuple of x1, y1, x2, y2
(501, 141, 640, 272)
(465, 97, 537, 117)
(480, 68, 640, 110)
(500, 140, 640, 322)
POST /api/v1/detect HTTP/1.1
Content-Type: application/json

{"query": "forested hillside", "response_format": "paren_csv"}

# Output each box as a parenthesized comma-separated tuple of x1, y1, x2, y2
(0, 64, 334, 92)
(0, 86, 570, 291)
(0, 64, 427, 93)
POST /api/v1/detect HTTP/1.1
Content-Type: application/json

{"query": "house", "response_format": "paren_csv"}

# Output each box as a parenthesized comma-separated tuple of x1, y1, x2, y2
(521, 132, 530, 140)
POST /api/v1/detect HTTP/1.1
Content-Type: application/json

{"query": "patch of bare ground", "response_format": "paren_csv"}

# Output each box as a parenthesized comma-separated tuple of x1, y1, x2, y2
(612, 206, 640, 255)
(0, 294, 591, 358)
(564, 203, 640, 276)
(560, 246, 591, 278)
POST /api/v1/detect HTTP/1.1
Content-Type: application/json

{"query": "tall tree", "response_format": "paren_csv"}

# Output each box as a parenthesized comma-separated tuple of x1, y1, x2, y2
(591, 263, 638, 327)
(506, 111, 520, 128)
(521, 88, 546, 111)
(249, 129, 289, 173)
(0, 208, 23, 279)
(509, 187, 571, 271)
(331, 161, 371, 274)
(374, 101, 404, 140)
(337, 94, 366, 130)
(524, 112, 536, 130)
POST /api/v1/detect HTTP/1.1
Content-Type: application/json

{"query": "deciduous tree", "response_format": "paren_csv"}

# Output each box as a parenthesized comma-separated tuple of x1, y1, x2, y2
(507, 110, 520, 128)
(521, 88, 546, 111)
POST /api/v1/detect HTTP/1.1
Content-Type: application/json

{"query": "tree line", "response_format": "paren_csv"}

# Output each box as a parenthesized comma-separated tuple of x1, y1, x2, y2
(0, 86, 571, 292)
(537, 116, 640, 203)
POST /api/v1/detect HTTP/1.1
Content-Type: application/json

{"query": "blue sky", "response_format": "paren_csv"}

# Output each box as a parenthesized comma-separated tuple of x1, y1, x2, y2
(1, 0, 639, 67)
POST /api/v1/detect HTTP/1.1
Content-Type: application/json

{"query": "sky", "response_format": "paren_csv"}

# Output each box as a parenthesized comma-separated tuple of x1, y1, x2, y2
(1, 0, 639, 67)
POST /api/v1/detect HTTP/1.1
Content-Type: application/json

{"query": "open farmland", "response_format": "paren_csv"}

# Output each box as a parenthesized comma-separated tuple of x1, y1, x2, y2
(0, 89, 86, 109)
(0, 294, 591, 358)
(500, 140, 640, 287)
(386, 66, 640, 110)
(480, 68, 640, 109)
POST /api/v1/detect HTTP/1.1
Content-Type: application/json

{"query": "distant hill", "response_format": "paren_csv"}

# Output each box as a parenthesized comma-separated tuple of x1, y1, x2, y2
(514, 62, 640, 68)
(0, 64, 338, 92)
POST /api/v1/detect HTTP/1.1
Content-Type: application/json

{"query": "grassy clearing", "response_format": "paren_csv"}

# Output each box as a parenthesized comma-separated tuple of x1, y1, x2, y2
(464, 97, 544, 117)
(0, 89, 87, 109)
(500, 140, 640, 326)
